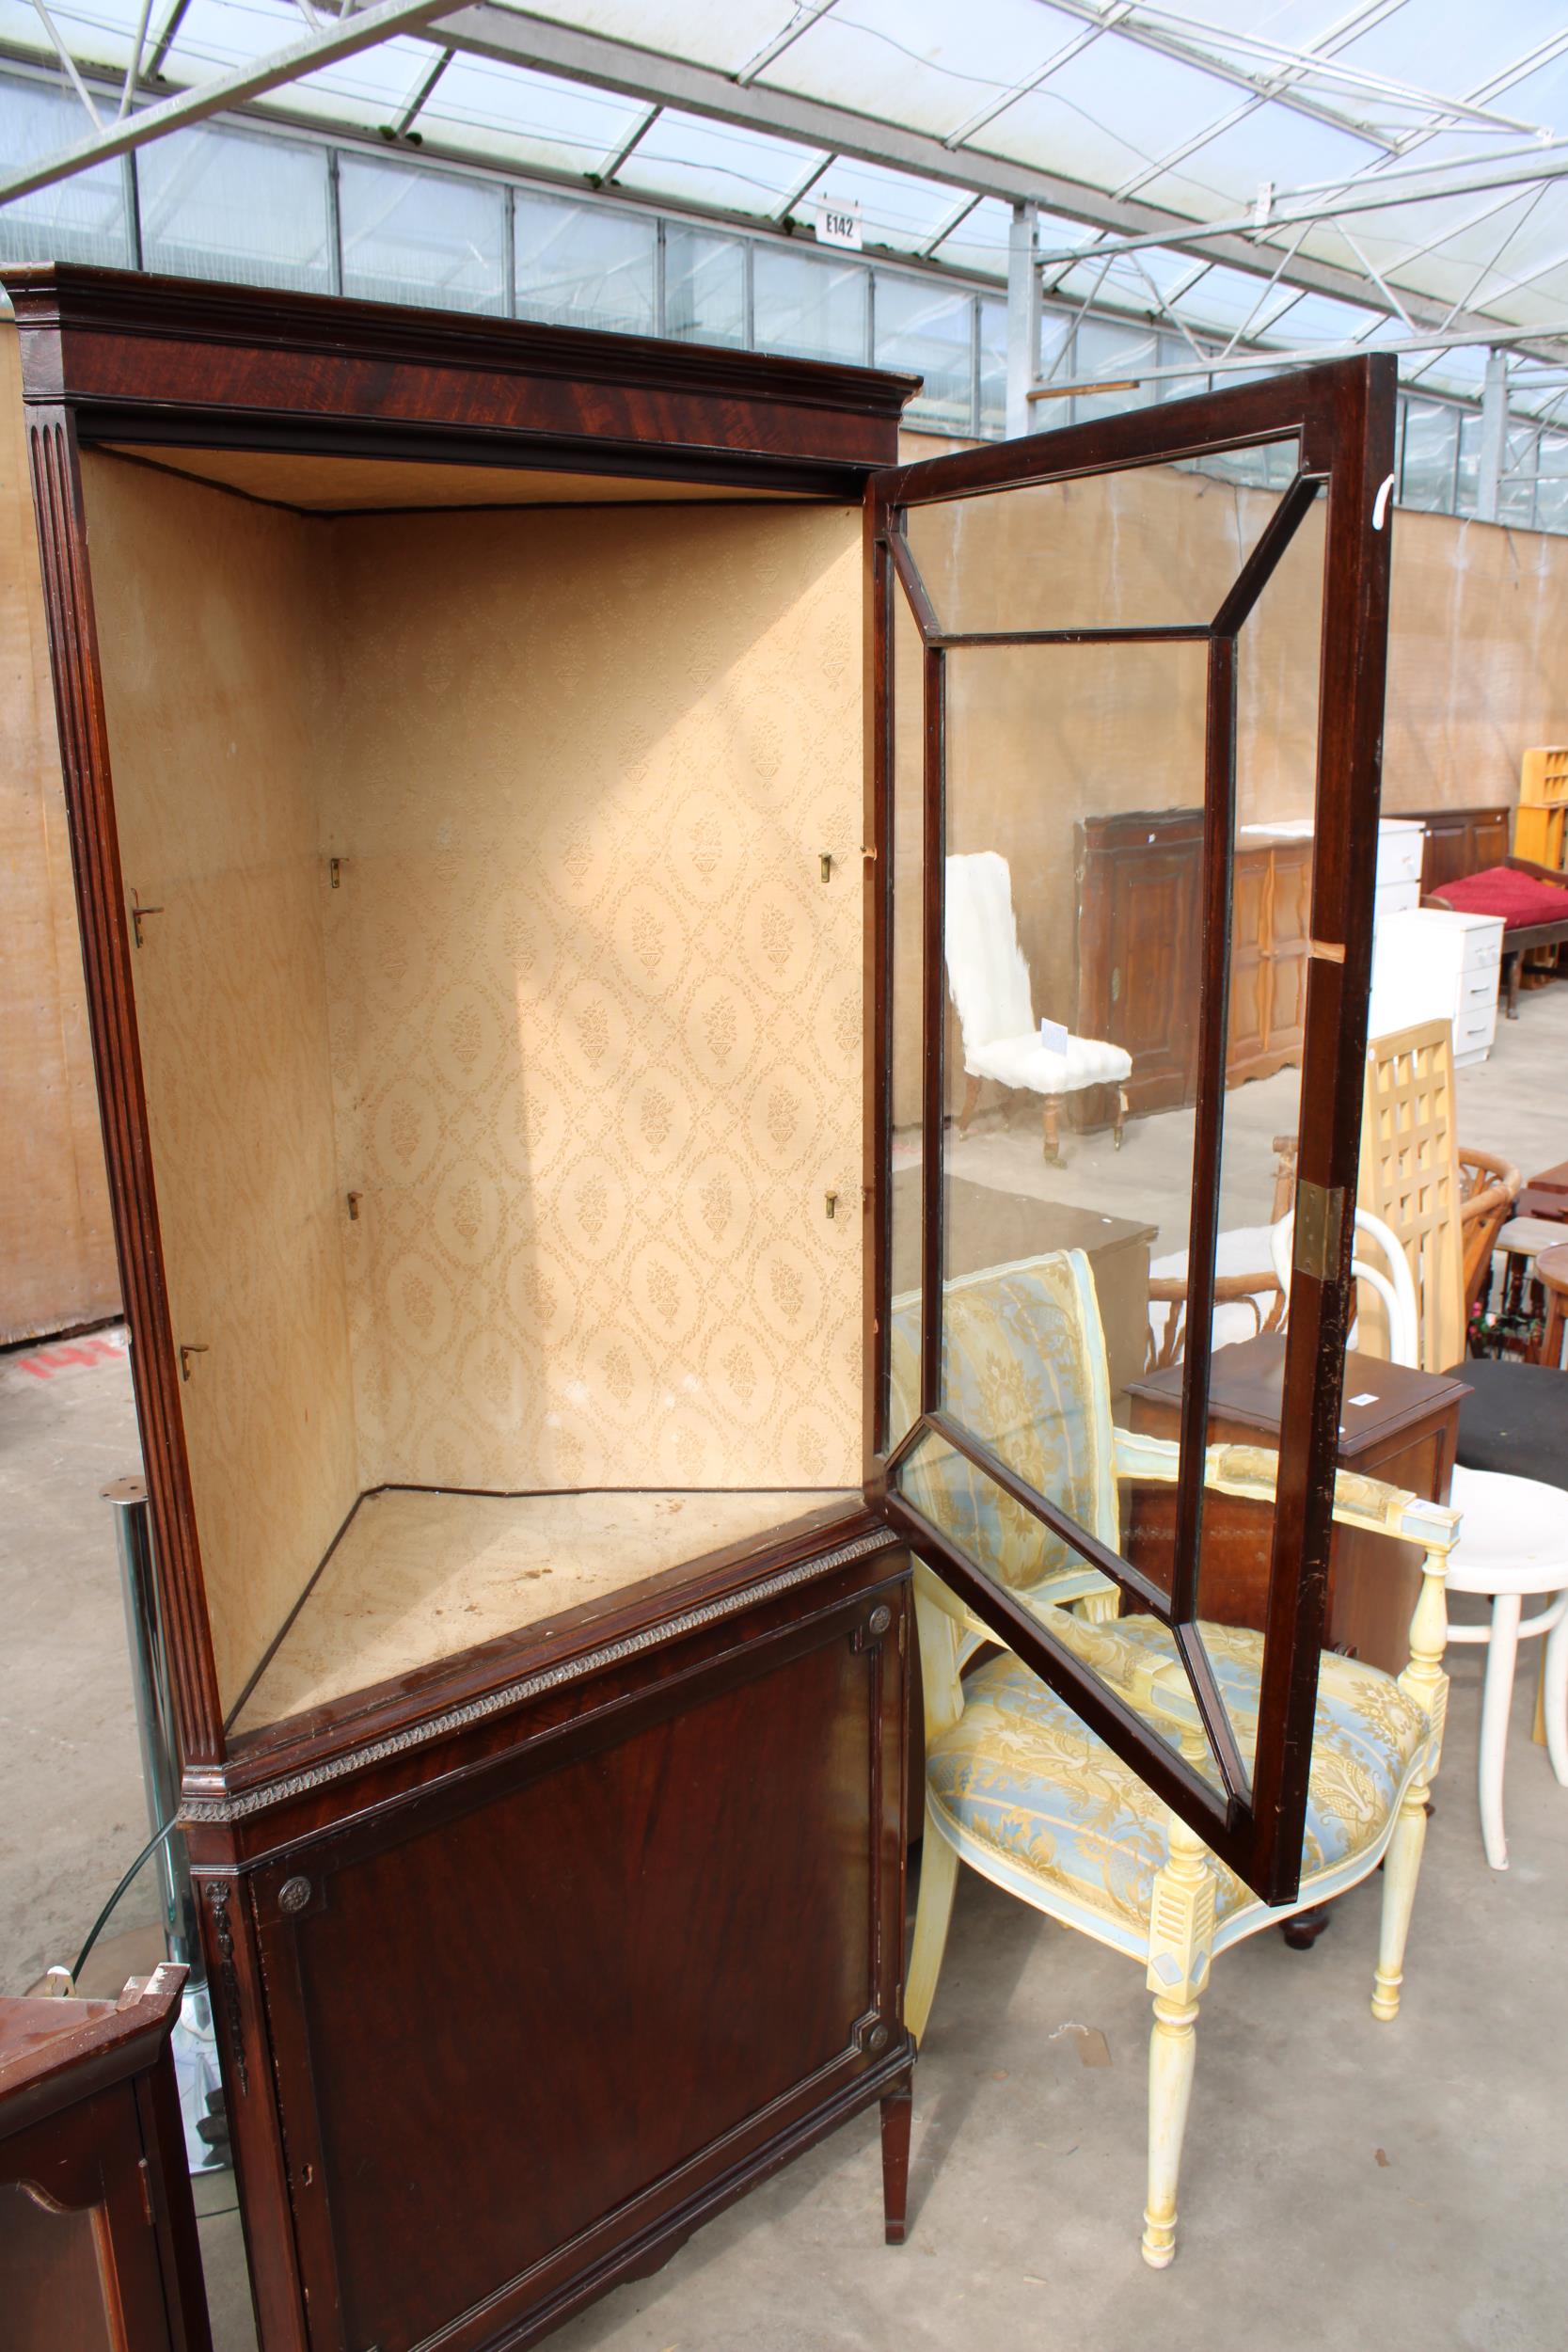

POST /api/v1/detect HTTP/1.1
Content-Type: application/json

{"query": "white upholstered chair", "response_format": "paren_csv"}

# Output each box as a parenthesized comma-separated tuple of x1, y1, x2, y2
(1272, 1206, 1568, 1869)
(902, 1248, 1458, 2268)
(944, 851, 1133, 1164)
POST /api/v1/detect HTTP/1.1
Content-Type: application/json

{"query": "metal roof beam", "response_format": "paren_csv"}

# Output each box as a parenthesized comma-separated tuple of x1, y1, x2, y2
(426, 4, 1568, 362)
(0, 0, 455, 202)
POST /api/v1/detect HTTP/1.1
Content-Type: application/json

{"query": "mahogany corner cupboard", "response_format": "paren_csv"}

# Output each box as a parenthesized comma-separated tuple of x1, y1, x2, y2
(5, 264, 1397, 2351)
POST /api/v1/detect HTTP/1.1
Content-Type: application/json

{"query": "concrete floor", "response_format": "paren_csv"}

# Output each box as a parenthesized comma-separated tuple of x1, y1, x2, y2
(4, 983, 1566, 2350)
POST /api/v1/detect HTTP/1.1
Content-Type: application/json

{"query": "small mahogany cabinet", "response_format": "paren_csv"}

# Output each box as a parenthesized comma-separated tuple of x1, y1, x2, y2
(6, 264, 1398, 2350)
(1, 1964, 210, 2352)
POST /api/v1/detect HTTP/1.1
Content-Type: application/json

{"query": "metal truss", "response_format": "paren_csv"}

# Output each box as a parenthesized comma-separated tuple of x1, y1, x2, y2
(6, 0, 1568, 382)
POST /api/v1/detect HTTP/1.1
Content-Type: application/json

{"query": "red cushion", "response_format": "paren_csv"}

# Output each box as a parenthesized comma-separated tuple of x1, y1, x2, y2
(1434, 865, 1568, 930)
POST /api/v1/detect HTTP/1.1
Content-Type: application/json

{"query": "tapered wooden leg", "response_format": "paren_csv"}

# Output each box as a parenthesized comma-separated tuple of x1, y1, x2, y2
(1544, 1598, 1568, 1786)
(958, 1073, 981, 1136)
(1371, 1783, 1430, 2021)
(905, 1804, 960, 2046)
(879, 2082, 912, 2246)
(1114, 1085, 1129, 1150)
(1143, 1989, 1200, 2269)
(1041, 1097, 1062, 1164)
(1141, 1799, 1214, 2269)
(1479, 1592, 1522, 1870)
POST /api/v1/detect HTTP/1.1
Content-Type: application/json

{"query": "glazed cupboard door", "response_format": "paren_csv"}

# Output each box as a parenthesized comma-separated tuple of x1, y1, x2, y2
(866, 357, 1397, 1905)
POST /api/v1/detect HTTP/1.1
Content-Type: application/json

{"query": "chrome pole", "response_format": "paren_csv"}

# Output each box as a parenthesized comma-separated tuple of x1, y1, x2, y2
(104, 1473, 199, 1975)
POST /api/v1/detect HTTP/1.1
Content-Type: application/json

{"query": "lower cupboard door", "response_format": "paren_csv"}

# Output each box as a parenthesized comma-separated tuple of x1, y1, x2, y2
(249, 1592, 905, 2352)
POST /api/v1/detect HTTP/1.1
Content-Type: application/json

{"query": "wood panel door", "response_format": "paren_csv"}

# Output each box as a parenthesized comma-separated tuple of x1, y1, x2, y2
(1265, 840, 1314, 1065)
(1076, 810, 1203, 1116)
(245, 1574, 907, 2352)
(1226, 846, 1273, 1075)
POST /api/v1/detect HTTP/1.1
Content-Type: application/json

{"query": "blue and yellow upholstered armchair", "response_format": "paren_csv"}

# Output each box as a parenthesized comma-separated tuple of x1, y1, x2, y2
(893, 1250, 1458, 2268)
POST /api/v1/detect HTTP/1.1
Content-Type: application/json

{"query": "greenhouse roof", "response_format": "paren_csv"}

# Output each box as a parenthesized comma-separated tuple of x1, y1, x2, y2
(6, 2, 1568, 408)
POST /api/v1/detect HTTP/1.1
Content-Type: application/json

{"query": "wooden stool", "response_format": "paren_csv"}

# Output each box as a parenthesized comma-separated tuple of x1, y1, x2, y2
(1537, 1241, 1568, 1371)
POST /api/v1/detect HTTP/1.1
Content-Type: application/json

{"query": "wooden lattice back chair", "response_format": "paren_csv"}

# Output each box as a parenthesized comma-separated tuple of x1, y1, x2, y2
(1273, 1129, 1518, 1327)
(1356, 1020, 1467, 1373)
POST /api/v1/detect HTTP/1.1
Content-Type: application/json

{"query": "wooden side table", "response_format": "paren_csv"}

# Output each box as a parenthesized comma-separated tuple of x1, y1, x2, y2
(1124, 1335, 1470, 1677)
(890, 1169, 1156, 1411)
(1537, 1242, 1568, 1371)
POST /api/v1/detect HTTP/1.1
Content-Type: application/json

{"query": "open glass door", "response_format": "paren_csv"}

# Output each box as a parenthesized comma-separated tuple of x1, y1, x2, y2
(867, 356, 1397, 1906)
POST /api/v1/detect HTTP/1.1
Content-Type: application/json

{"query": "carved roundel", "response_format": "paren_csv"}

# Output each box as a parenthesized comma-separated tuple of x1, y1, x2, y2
(277, 1875, 312, 1915)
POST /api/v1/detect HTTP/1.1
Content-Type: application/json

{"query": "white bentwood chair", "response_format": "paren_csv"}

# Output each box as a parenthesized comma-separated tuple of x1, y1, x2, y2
(1270, 1207, 1568, 1868)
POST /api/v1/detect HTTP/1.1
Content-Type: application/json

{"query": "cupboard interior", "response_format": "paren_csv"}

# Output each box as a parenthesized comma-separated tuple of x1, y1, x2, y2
(80, 445, 864, 1730)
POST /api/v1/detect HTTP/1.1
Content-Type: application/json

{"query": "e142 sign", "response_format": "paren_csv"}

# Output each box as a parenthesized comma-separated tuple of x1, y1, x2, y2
(816, 199, 863, 250)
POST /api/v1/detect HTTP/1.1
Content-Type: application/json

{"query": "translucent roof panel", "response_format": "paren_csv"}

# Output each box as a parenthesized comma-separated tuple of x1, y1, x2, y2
(8, 0, 1568, 389)
(409, 56, 651, 177)
(613, 109, 822, 216)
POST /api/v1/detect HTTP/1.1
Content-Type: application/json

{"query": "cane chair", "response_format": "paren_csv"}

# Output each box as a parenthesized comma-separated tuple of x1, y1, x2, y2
(901, 1249, 1457, 2267)
(1272, 1207, 1568, 1870)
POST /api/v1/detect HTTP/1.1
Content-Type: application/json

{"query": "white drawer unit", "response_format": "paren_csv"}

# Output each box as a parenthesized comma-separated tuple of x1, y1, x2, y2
(1374, 817, 1426, 890)
(1370, 907, 1505, 1067)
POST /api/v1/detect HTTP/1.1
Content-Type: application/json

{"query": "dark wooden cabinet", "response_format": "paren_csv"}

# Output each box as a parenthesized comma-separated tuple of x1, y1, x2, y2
(193, 1521, 908, 2352)
(1077, 812, 1312, 1109)
(4, 264, 917, 2352)
(7, 262, 1398, 2334)
(0, 1964, 210, 2352)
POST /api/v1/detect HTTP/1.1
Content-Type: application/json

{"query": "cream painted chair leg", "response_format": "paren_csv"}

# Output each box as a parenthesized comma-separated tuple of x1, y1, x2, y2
(1141, 1807, 1214, 2269)
(1371, 1784, 1429, 2022)
(906, 1803, 961, 2047)
(1479, 1592, 1523, 1870)
(1544, 1598, 1568, 1787)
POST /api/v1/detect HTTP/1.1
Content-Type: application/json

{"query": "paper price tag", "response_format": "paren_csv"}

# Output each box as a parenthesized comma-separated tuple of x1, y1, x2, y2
(1038, 1017, 1069, 1056)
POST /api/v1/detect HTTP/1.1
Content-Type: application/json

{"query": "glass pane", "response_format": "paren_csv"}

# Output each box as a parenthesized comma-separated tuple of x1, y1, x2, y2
(977, 295, 1006, 439)
(1399, 397, 1460, 513)
(876, 276, 974, 437)
(514, 192, 656, 335)
(664, 224, 745, 346)
(1499, 423, 1539, 527)
(138, 123, 332, 294)
(1195, 494, 1326, 1746)
(905, 437, 1300, 635)
(0, 2182, 117, 2352)
(339, 154, 507, 315)
(938, 632, 1209, 1573)
(0, 75, 130, 269)
(1536, 435, 1568, 534)
(752, 246, 867, 365)
(886, 582, 926, 1454)
(896, 1428, 1221, 1788)
(1073, 313, 1159, 426)
(1455, 411, 1482, 515)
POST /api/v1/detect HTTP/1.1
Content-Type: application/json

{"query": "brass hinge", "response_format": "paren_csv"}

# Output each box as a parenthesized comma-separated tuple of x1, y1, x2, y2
(137, 2157, 155, 2229)
(1293, 1181, 1345, 1283)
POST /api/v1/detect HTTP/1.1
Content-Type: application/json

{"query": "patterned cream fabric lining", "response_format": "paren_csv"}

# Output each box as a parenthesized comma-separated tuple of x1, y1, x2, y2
(83, 456, 864, 1712)
(324, 502, 864, 1500)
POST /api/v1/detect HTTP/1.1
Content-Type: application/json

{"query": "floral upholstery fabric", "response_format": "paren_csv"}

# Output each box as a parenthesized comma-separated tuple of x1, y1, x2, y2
(927, 1618, 1429, 1937)
(888, 1254, 1116, 1594)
